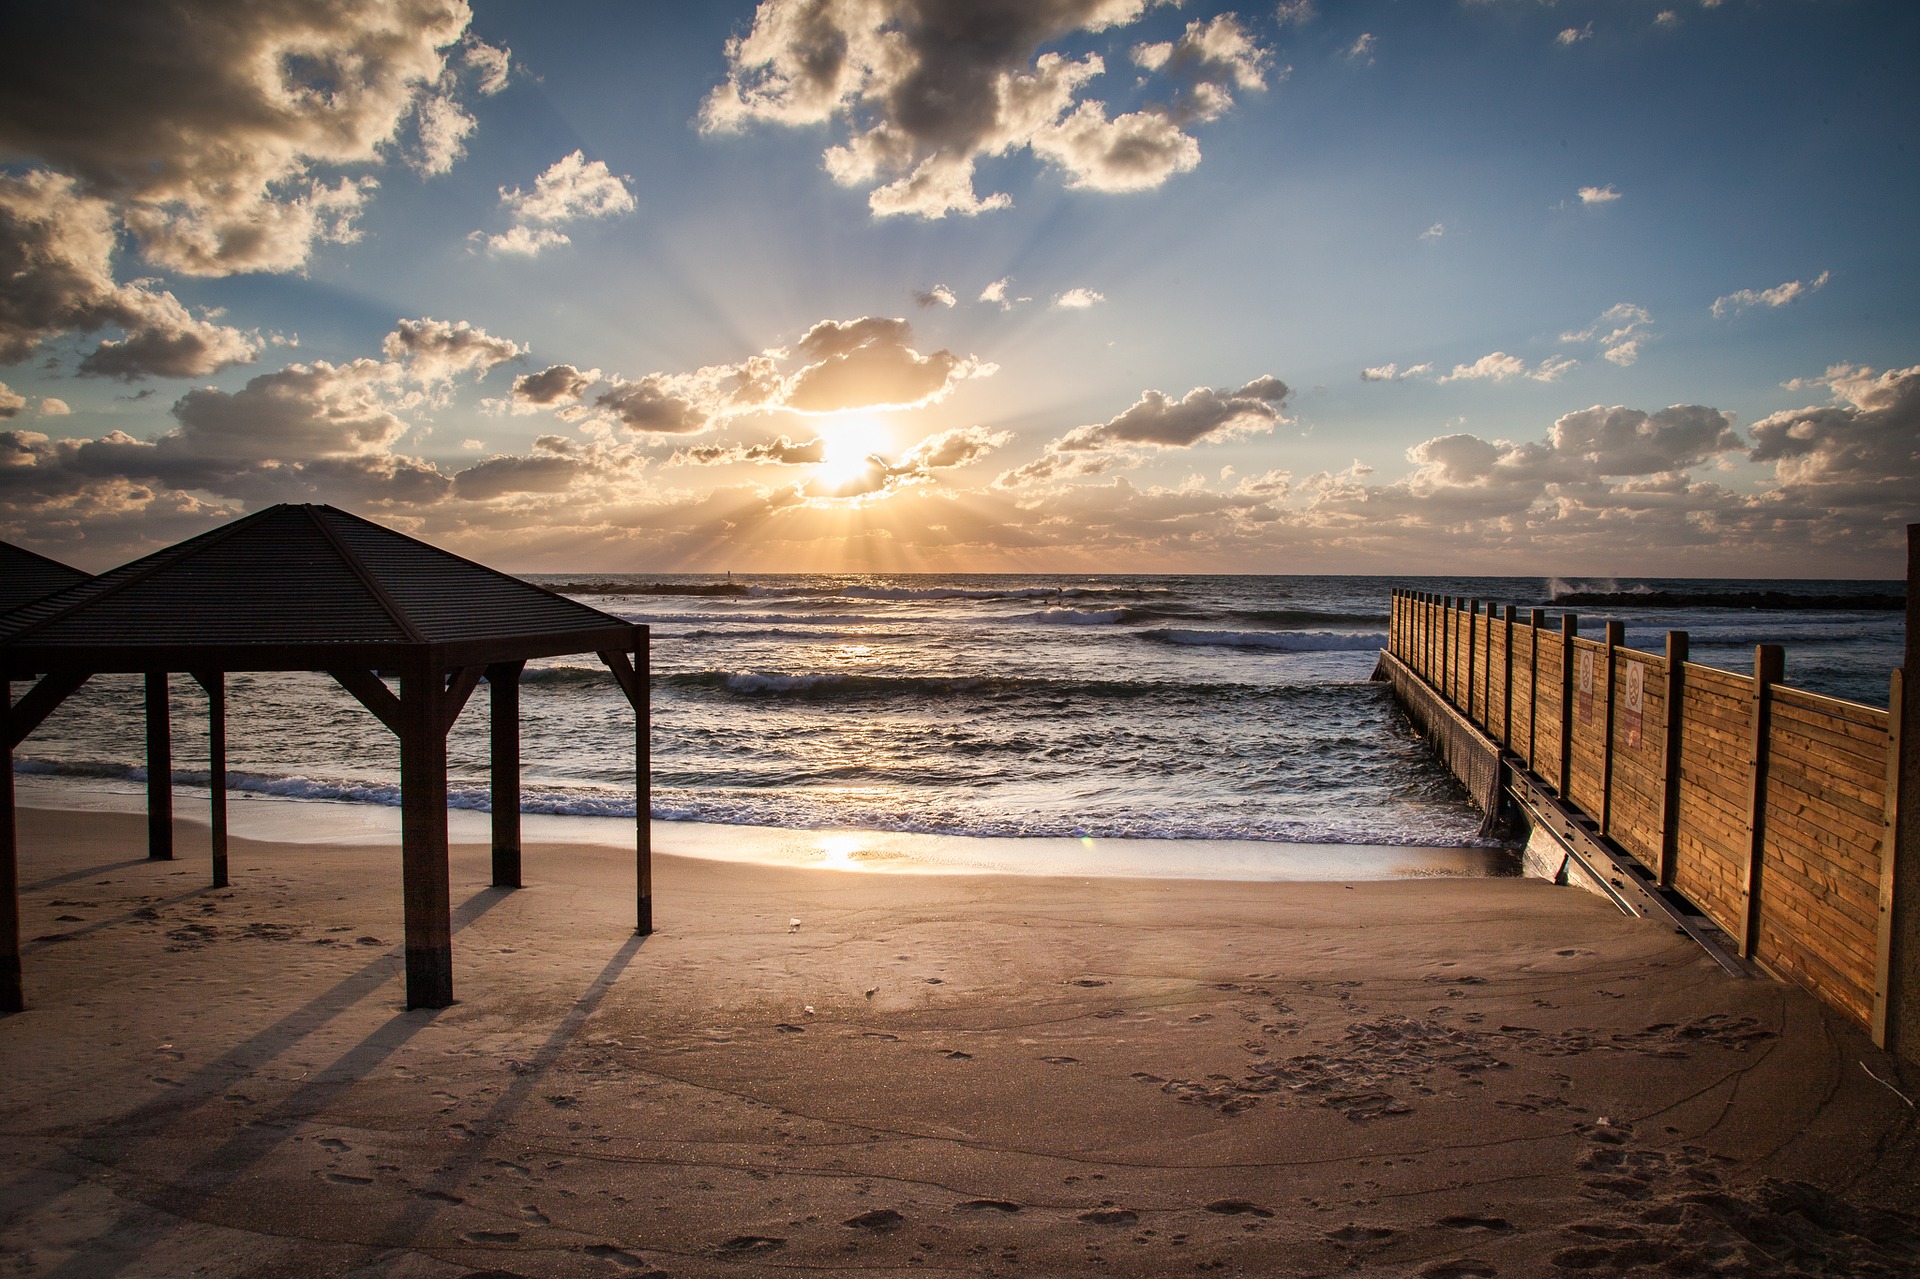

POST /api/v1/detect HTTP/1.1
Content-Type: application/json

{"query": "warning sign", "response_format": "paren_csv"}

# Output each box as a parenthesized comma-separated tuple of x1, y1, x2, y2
(1576, 649, 1595, 722)
(1622, 660, 1644, 749)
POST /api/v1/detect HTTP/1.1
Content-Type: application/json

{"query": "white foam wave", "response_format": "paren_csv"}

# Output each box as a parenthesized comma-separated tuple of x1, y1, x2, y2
(1142, 628, 1387, 652)
(1022, 607, 1129, 625)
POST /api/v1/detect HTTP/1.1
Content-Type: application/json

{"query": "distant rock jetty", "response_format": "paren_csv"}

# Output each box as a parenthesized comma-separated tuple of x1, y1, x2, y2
(544, 581, 749, 596)
(1551, 589, 1904, 611)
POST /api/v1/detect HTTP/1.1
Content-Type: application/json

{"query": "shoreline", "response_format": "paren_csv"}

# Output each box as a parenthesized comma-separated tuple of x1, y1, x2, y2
(2, 806, 1917, 1277)
(12, 776, 1515, 882)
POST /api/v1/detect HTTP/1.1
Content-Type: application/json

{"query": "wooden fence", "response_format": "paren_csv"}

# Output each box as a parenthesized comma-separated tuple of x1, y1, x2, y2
(1388, 588, 1910, 1053)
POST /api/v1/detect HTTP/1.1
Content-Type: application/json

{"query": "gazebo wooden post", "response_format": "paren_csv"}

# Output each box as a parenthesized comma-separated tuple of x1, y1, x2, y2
(399, 660, 454, 1009)
(2, 679, 20, 1014)
(193, 671, 228, 889)
(145, 671, 173, 860)
(636, 627, 652, 936)
(487, 661, 525, 889)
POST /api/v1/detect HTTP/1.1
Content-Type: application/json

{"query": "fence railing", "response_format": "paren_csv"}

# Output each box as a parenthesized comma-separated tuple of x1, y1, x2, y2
(1388, 589, 1905, 1049)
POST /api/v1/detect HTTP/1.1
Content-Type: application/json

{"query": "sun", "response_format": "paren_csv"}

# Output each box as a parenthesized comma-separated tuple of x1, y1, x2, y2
(812, 414, 893, 489)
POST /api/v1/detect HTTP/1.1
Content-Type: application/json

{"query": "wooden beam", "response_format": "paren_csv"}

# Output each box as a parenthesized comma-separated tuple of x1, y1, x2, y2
(3, 671, 89, 751)
(1528, 608, 1545, 774)
(1502, 605, 1517, 752)
(146, 672, 173, 861)
(1739, 644, 1785, 959)
(192, 670, 228, 889)
(1886, 523, 1920, 1063)
(1659, 631, 1689, 888)
(399, 663, 453, 1009)
(440, 665, 485, 735)
(1559, 614, 1578, 797)
(1465, 600, 1478, 724)
(1877, 668, 1903, 1049)
(487, 661, 525, 889)
(1600, 620, 1625, 836)
(2, 680, 20, 1013)
(329, 668, 402, 736)
(636, 629, 652, 936)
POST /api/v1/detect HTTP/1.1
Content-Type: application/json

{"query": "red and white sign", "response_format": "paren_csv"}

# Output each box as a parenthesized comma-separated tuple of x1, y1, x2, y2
(1622, 660, 1644, 749)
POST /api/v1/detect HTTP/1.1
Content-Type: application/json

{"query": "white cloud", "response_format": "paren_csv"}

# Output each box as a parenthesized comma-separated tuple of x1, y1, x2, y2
(1561, 303, 1653, 367)
(382, 318, 524, 385)
(1360, 363, 1433, 382)
(700, 1, 1269, 219)
(479, 151, 636, 257)
(0, 382, 23, 418)
(1578, 184, 1622, 205)
(1712, 271, 1830, 318)
(1439, 352, 1576, 384)
(1275, 2, 1315, 25)
(1345, 33, 1377, 64)
(1557, 24, 1593, 46)
(1054, 288, 1106, 309)
(1654, 11, 1680, 28)
(1000, 376, 1288, 486)
(1420, 222, 1445, 241)
(39, 398, 70, 416)
(914, 285, 958, 309)
(980, 277, 1031, 310)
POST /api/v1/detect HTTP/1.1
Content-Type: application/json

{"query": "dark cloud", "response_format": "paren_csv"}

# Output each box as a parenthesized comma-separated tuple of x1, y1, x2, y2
(512, 363, 602, 408)
(671, 436, 827, 466)
(0, 0, 484, 275)
(701, 0, 1268, 218)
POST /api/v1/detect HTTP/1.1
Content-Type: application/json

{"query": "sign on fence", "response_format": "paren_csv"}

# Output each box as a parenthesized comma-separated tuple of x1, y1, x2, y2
(1576, 649, 1595, 722)
(1622, 660, 1643, 748)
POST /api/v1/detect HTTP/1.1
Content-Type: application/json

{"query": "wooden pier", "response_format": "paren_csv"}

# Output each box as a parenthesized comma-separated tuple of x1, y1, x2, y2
(1379, 527, 1919, 1066)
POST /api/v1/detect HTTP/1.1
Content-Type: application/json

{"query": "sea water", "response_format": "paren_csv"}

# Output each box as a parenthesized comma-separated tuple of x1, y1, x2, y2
(12, 574, 1903, 871)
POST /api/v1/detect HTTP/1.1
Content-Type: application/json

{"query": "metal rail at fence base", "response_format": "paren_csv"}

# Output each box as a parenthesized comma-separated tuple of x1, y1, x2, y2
(1372, 646, 1749, 979)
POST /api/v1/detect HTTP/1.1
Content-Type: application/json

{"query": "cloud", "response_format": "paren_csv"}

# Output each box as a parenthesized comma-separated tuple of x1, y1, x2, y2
(895, 425, 1012, 471)
(1275, 2, 1315, 25)
(1001, 376, 1287, 485)
(1578, 184, 1622, 205)
(1054, 287, 1106, 309)
(381, 318, 524, 385)
(700, 0, 1269, 219)
(512, 364, 603, 411)
(1712, 271, 1830, 319)
(1420, 222, 1444, 241)
(672, 435, 827, 467)
(1345, 33, 1376, 64)
(784, 317, 993, 413)
(0, 382, 23, 418)
(0, 171, 259, 379)
(1557, 23, 1593, 46)
(1561, 303, 1653, 367)
(39, 397, 70, 416)
(0, 0, 486, 276)
(1747, 364, 1920, 502)
(914, 284, 957, 308)
(1655, 10, 1680, 28)
(1439, 352, 1576, 383)
(479, 150, 636, 256)
(980, 277, 1030, 309)
(1361, 363, 1432, 382)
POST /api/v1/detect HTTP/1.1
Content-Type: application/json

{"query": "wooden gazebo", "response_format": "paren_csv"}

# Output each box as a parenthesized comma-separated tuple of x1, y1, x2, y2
(0, 504, 650, 1012)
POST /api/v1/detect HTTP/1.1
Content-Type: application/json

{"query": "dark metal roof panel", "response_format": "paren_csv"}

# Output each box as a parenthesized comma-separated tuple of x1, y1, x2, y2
(0, 542, 91, 615)
(316, 506, 630, 643)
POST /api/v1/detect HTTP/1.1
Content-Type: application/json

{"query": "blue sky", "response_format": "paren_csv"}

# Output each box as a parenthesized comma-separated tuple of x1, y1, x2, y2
(2, 0, 1915, 575)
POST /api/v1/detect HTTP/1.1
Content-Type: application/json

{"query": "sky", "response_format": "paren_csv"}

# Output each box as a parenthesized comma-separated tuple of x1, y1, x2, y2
(1, 0, 1916, 578)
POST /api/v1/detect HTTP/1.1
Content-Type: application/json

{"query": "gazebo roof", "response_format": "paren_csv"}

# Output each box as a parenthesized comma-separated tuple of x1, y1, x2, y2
(0, 504, 635, 673)
(0, 541, 91, 616)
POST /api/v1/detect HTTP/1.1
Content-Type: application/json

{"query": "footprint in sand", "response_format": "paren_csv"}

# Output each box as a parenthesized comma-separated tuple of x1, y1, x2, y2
(462, 1230, 521, 1244)
(1041, 1056, 1079, 1065)
(1421, 1261, 1497, 1278)
(323, 1173, 374, 1185)
(1439, 1215, 1514, 1232)
(583, 1242, 653, 1267)
(518, 1205, 550, 1224)
(1079, 1209, 1138, 1225)
(942, 1050, 973, 1060)
(318, 1138, 351, 1153)
(1067, 978, 1108, 987)
(1325, 1225, 1395, 1243)
(1205, 1200, 1273, 1218)
(957, 1199, 1021, 1213)
(411, 1189, 464, 1204)
(843, 1208, 905, 1232)
(716, 1236, 785, 1254)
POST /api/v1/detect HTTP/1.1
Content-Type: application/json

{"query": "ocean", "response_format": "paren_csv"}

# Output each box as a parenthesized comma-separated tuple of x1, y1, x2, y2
(12, 573, 1904, 874)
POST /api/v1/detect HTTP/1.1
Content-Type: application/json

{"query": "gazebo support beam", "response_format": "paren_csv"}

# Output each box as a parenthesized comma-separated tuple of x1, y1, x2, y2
(488, 661, 525, 889)
(399, 665, 454, 1009)
(2, 680, 20, 1013)
(600, 630, 652, 936)
(145, 672, 173, 861)
(192, 671, 228, 889)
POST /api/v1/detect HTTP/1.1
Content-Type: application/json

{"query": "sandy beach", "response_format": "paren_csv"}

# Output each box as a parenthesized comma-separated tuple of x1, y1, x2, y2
(3, 805, 1918, 1278)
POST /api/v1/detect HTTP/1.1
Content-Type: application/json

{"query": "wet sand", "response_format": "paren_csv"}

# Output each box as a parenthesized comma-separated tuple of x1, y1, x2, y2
(2, 805, 1917, 1277)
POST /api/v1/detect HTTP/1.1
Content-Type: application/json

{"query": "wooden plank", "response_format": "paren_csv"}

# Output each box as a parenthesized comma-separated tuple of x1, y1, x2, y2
(145, 672, 173, 862)
(1740, 646, 1785, 957)
(1774, 684, 1891, 729)
(399, 661, 454, 1009)
(1876, 668, 1903, 1049)
(488, 660, 526, 890)
(192, 670, 229, 890)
